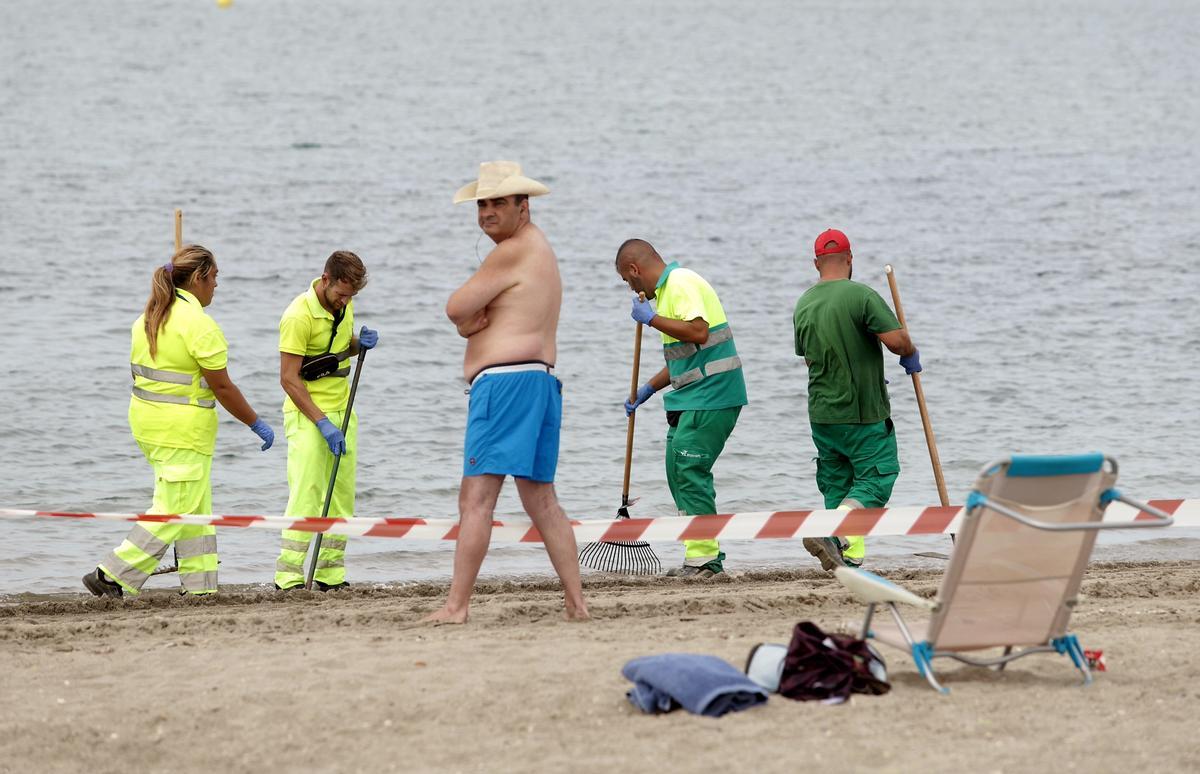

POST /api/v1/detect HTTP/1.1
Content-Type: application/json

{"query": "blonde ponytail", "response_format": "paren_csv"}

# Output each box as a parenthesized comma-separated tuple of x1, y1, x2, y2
(143, 245, 215, 358)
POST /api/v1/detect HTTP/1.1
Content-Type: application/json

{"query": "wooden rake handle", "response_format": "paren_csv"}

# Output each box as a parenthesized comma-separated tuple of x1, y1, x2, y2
(621, 314, 644, 505)
(885, 264, 950, 507)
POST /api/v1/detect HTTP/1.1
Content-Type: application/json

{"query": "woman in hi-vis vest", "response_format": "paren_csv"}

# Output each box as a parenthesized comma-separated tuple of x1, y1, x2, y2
(83, 245, 275, 597)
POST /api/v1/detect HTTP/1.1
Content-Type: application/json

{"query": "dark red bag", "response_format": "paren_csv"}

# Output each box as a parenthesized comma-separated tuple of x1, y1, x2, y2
(778, 621, 890, 702)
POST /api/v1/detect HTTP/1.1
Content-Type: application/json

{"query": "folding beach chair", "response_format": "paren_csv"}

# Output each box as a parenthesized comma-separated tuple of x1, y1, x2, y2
(835, 453, 1174, 694)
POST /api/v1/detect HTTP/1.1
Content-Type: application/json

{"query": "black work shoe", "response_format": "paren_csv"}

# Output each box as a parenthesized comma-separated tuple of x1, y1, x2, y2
(665, 555, 724, 579)
(803, 537, 861, 572)
(666, 564, 715, 579)
(274, 583, 305, 592)
(83, 568, 123, 598)
(315, 581, 350, 592)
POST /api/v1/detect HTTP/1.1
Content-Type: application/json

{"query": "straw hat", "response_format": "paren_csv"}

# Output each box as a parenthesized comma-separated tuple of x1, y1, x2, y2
(453, 161, 549, 204)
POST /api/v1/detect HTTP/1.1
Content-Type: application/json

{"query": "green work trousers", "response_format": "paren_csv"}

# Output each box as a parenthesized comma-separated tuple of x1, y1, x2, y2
(101, 442, 218, 595)
(810, 418, 900, 562)
(666, 406, 741, 567)
(275, 409, 357, 589)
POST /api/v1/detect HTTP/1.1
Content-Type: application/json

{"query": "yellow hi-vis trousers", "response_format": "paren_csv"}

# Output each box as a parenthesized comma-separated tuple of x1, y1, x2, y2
(274, 409, 357, 589)
(100, 443, 218, 595)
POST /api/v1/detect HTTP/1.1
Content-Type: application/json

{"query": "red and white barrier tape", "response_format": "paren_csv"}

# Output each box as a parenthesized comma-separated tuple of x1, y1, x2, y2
(1, 500, 1195, 542)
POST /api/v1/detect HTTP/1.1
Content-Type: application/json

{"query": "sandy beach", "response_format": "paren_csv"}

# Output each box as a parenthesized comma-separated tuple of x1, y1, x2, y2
(2, 561, 1198, 773)
(3, 2, 1197, 772)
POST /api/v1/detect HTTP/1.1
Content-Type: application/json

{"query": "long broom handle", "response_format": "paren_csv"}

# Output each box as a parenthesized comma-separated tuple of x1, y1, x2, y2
(304, 346, 367, 589)
(884, 265, 950, 507)
(171, 210, 183, 572)
(621, 314, 644, 506)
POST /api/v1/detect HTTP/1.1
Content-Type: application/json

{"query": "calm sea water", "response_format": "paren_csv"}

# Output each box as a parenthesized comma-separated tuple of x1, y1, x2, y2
(2, 0, 1198, 595)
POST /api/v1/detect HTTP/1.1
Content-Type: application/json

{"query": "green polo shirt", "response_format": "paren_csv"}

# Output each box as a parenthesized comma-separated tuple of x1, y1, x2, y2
(279, 278, 355, 414)
(793, 279, 900, 424)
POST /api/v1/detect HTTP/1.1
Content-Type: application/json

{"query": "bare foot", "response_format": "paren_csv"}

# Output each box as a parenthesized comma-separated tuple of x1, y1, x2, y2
(421, 606, 469, 625)
(564, 606, 591, 622)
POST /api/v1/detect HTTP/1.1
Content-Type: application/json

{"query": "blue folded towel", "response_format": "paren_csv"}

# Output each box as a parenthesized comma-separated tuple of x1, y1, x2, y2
(622, 653, 769, 717)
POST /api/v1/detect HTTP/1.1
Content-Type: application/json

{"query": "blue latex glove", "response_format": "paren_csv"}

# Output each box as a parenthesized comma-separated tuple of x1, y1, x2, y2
(631, 295, 656, 326)
(899, 349, 922, 375)
(249, 418, 274, 451)
(317, 417, 346, 456)
(624, 383, 657, 416)
(358, 325, 378, 350)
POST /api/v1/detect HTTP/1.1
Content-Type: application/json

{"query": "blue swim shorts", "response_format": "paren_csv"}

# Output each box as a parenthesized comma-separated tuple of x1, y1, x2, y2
(463, 369, 562, 482)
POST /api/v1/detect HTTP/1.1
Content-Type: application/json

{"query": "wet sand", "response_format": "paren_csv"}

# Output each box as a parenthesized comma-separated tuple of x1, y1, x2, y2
(2, 562, 1199, 774)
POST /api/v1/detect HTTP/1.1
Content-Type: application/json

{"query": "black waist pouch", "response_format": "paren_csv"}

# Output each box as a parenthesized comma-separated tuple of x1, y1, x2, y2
(300, 307, 346, 381)
(300, 353, 342, 381)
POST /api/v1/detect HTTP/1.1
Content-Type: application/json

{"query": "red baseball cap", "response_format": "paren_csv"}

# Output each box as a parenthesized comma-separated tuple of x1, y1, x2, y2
(814, 228, 850, 257)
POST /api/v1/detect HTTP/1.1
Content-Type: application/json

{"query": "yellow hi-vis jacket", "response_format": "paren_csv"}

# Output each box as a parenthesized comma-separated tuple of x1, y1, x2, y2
(129, 288, 228, 455)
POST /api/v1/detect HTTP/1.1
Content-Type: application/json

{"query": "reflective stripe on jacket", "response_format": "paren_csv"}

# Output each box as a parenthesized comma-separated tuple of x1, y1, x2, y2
(654, 263, 748, 412)
(131, 363, 215, 408)
(664, 324, 741, 387)
(128, 288, 228, 455)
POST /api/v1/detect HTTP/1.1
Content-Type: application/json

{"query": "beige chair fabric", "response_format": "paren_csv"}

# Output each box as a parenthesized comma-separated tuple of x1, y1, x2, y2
(930, 464, 1114, 651)
(837, 454, 1172, 692)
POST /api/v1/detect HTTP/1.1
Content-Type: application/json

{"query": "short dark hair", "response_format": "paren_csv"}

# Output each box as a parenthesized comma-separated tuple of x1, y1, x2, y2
(324, 250, 368, 290)
(615, 238, 657, 268)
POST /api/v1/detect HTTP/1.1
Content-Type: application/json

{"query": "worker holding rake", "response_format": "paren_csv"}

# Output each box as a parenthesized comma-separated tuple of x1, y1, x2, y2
(793, 228, 920, 571)
(273, 251, 377, 591)
(616, 239, 748, 578)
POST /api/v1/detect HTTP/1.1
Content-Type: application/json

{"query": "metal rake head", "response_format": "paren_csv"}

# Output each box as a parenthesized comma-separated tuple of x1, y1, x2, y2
(578, 539, 662, 576)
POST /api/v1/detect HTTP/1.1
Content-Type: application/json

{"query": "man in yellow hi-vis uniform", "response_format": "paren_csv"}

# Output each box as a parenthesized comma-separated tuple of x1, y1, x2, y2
(84, 245, 275, 598)
(274, 251, 377, 591)
(616, 239, 748, 578)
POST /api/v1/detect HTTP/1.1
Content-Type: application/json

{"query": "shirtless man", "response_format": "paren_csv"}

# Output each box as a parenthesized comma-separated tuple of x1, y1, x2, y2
(424, 161, 589, 623)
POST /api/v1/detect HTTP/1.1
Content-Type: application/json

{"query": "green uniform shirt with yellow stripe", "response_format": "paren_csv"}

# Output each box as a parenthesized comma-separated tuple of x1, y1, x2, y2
(654, 263, 748, 411)
(278, 278, 355, 414)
